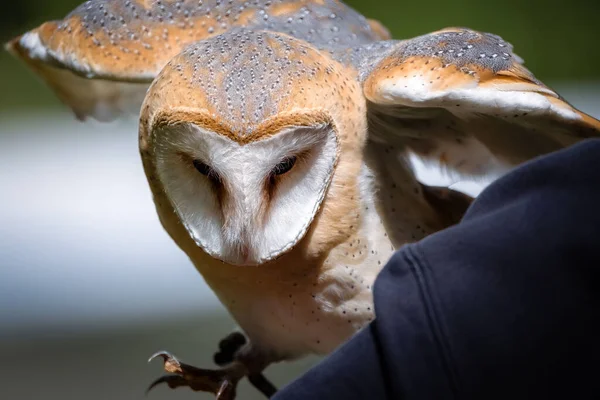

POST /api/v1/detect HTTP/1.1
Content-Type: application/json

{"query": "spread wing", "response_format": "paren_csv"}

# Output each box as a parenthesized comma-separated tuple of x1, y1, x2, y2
(6, 17, 153, 122)
(361, 28, 600, 179)
(6, 0, 388, 122)
(5, 0, 214, 121)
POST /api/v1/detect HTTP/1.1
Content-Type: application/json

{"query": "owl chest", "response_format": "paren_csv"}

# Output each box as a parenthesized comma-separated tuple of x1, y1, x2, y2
(206, 252, 387, 359)
(200, 176, 397, 359)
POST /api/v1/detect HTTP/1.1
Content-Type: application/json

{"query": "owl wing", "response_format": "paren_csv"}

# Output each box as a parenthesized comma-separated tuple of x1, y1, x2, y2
(7, 1, 252, 121)
(7, 0, 389, 122)
(5, 0, 199, 122)
(361, 28, 600, 179)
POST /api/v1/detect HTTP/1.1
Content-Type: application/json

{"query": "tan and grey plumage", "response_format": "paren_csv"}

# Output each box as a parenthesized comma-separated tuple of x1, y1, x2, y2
(7, 1, 600, 398)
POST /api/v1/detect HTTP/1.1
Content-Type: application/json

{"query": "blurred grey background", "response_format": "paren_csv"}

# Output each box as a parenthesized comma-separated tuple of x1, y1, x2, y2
(1, 0, 599, 399)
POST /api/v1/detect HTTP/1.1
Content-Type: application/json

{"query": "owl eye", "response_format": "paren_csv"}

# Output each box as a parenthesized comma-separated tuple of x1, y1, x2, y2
(193, 159, 220, 183)
(193, 159, 211, 175)
(272, 156, 297, 176)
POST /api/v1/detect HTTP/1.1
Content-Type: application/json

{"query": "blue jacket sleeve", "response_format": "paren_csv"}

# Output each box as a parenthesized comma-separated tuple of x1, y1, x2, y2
(273, 139, 600, 400)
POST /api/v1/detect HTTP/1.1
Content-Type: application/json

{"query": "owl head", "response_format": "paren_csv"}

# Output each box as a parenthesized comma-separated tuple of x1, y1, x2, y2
(139, 29, 367, 266)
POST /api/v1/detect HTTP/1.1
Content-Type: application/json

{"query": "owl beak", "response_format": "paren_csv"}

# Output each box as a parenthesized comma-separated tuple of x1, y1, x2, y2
(240, 244, 250, 263)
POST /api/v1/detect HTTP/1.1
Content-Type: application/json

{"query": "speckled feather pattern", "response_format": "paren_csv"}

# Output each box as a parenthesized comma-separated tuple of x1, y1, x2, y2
(143, 28, 362, 138)
(398, 29, 522, 72)
(30, 0, 388, 79)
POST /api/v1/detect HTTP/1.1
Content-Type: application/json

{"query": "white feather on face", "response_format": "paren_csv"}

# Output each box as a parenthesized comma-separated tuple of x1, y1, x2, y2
(152, 122, 339, 266)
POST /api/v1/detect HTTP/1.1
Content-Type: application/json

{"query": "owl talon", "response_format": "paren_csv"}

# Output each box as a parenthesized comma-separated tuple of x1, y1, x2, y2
(146, 349, 277, 399)
(147, 351, 242, 399)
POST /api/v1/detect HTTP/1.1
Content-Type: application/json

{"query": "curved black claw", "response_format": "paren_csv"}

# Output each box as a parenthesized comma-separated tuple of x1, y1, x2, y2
(148, 351, 182, 374)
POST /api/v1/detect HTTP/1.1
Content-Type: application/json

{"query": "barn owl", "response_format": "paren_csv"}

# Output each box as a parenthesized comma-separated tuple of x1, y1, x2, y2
(7, 0, 600, 398)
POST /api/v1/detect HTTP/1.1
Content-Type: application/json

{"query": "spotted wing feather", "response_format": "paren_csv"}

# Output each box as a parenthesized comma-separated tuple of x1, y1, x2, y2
(362, 28, 600, 178)
(6, 0, 387, 121)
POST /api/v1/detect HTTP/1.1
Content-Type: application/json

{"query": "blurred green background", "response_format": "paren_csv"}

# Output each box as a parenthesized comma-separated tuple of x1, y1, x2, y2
(0, 1, 598, 400)
(1, 0, 599, 111)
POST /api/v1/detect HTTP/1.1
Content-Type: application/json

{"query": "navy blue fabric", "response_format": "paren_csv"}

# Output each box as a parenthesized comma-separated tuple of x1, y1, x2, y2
(274, 139, 600, 399)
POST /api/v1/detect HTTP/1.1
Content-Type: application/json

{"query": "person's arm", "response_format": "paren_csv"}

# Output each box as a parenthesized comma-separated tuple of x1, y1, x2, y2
(274, 139, 600, 399)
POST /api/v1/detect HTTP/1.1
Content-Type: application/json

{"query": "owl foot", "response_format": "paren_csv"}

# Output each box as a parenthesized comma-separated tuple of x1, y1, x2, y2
(212, 333, 278, 398)
(147, 347, 277, 399)
(147, 351, 243, 399)
(213, 332, 278, 397)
